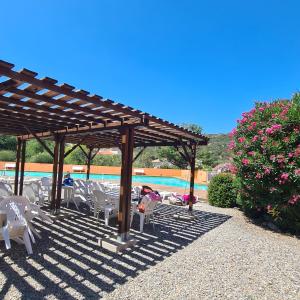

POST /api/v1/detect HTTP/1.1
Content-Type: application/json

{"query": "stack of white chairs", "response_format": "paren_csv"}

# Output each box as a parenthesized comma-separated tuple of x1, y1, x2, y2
(0, 196, 53, 254)
(40, 177, 52, 202)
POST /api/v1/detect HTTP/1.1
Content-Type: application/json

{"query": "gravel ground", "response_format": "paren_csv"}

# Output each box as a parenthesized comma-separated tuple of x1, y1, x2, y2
(104, 203, 300, 300)
(0, 202, 299, 300)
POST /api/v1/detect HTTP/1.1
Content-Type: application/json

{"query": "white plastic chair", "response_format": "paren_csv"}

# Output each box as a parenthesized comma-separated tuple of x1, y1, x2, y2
(0, 187, 10, 200)
(0, 197, 34, 254)
(130, 195, 159, 233)
(40, 177, 52, 202)
(92, 190, 118, 225)
(23, 185, 39, 204)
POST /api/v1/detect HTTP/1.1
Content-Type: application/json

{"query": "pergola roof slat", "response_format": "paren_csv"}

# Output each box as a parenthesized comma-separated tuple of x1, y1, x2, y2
(0, 60, 208, 148)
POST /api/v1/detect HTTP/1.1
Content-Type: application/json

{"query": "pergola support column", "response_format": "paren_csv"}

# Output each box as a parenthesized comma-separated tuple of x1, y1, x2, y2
(56, 135, 65, 211)
(50, 135, 60, 213)
(19, 140, 26, 195)
(118, 127, 134, 242)
(189, 143, 197, 212)
(14, 138, 22, 195)
(86, 147, 93, 180)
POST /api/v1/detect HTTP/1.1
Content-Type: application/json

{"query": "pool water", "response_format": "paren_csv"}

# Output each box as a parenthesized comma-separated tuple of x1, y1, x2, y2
(1, 170, 208, 191)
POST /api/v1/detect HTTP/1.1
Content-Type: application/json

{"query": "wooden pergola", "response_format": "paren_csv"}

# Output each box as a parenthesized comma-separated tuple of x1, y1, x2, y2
(0, 59, 208, 242)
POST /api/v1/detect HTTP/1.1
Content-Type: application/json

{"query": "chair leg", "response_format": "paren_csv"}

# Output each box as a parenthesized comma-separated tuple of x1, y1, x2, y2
(23, 228, 33, 255)
(140, 213, 145, 233)
(130, 211, 134, 227)
(2, 226, 11, 249)
(104, 208, 110, 226)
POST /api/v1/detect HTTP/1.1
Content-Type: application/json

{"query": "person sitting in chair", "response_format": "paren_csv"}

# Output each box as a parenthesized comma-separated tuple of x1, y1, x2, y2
(62, 172, 74, 186)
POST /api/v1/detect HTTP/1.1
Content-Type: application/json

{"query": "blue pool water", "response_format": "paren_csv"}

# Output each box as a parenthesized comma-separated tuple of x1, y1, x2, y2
(1, 170, 208, 191)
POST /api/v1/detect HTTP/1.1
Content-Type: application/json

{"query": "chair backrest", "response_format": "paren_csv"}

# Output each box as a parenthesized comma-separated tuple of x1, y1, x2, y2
(92, 190, 108, 207)
(0, 187, 10, 199)
(0, 196, 29, 224)
(23, 185, 37, 204)
(41, 177, 52, 188)
(140, 196, 159, 215)
(28, 181, 40, 195)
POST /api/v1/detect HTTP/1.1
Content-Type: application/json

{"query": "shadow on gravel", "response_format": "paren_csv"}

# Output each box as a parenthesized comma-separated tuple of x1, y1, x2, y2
(0, 204, 230, 299)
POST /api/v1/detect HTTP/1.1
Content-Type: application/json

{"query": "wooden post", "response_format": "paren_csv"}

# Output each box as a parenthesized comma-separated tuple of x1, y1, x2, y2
(56, 135, 65, 211)
(19, 140, 26, 195)
(86, 147, 93, 180)
(14, 138, 22, 195)
(118, 127, 134, 242)
(50, 136, 60, 212)
(189, 143, 197, 212)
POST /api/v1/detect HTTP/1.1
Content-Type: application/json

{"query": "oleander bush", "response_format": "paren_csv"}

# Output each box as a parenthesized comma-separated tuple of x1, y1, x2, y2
(208, 173, 237, 207)
(229, 93, 300, 234)
(0, 150, 16, 162)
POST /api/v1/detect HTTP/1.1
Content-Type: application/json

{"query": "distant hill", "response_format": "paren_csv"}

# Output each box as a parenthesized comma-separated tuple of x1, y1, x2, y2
(201, 133, 231, 167)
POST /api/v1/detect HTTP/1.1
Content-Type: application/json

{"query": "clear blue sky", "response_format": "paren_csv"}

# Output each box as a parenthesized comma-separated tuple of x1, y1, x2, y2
(1, 0, 299, 133)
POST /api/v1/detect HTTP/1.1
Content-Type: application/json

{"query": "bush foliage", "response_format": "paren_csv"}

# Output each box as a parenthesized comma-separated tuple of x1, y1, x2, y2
(208, 173, 237, 207)
(0, 150, 16, 162)
(29, 152, 53, 163)
(229, 94, 300, 233)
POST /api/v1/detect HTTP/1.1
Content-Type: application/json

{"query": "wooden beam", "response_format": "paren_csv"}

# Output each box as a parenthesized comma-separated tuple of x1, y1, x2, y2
(91, 147, 100, 160)
(189, 143, 197, 212)
(180, 140, 192, 165)
(79, 145, 89, 159)
(64, 135, 89, 158)
(56, 135, 65, 210)
(50, 136, 59, 212)
(19, 140, 26, 195)
(86, 147, 93, 180)
(133, 146, 146, 163)
(0, 79, 20, 91)
(118, 127, 134, 241)
(7, 87, 113, 124)
(14, 138, 21, 195)
(24, 126, 54, 157)
(174, 145, 189, 163)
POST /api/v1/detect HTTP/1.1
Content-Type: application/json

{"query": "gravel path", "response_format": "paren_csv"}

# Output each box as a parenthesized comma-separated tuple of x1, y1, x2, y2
(0, 203, 299, 300)
(104, 203, 300, 300)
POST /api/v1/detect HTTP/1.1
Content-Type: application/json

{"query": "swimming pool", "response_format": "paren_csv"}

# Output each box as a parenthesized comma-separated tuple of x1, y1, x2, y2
(1, 171, 208, 191)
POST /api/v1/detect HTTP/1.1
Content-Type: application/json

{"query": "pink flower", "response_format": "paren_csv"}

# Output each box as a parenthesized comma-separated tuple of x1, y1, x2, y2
(255, 173, 262, 179)
(276, 155, 285, 163)
(283, 137, 289, 143)
(261, 136, 268, 143)
(259, 107, 265, 112)
(288, 153, 293, 158)
(267, 204, 272, 211)
(248, 151, 255, 156)
(270, 155, 276, 161)
(242, 158, 249, 166)
(238, 137, 246, 143)
(228, 140, 236, 150)
(252, 135, 259, 142)
(288, 195, 300, 205)
(265, 124, 282, 135)
(295, 169, 300, 176)
(258, 130, 264, 135)
(264, 167, 271, 175)
(229, 128, 237, 137)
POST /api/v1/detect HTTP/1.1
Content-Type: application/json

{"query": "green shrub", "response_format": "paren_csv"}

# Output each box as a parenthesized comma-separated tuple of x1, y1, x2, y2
(208, 173, 237, 207)
(29, 152, 53, 163)
(0, 150, 16, 161)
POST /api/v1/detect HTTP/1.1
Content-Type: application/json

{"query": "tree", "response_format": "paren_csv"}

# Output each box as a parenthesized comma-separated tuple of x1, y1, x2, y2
(0, 136, 17, 151)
